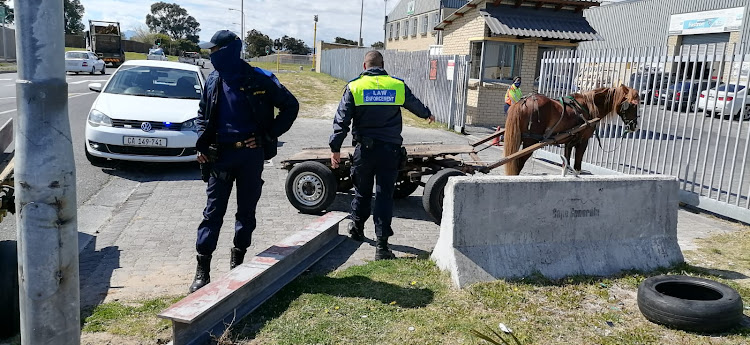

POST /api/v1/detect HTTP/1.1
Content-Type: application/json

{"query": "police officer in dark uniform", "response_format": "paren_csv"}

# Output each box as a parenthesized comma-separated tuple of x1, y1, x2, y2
(330, 51, 434, 260)
(190, 30, 299, 293)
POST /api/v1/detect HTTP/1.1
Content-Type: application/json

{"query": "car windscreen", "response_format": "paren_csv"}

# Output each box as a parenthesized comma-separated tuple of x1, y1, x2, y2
(149, 49, 165, 55)
(718, 84, 746, 92)
(103, 66, 202, 99)
(65, 52, 89, 59)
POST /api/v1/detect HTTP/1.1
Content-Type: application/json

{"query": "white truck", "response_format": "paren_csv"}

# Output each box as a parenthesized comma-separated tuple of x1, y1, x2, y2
(179, 51, 205, 68)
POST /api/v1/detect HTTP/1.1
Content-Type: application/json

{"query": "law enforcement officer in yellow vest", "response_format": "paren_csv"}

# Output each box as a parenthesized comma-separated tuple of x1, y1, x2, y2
(330, 51, 434, 260)
(504, 76, 522, 114)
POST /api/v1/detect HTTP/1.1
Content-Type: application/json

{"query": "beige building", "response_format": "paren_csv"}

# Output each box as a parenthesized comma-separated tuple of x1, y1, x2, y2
(436, 0, 600, 126)
(385, 0, 468, 52)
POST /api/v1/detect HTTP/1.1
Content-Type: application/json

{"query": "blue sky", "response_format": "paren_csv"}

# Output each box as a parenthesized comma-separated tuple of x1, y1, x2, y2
(8, 0, 399, 46)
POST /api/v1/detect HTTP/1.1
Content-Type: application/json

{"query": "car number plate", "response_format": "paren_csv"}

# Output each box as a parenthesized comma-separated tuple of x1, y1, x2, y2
(123, 137, 167, 147)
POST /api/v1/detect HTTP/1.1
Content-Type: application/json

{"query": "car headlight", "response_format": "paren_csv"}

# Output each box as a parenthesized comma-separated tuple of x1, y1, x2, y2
(88, 109, 112, 127)
(181, 117, 199, 131)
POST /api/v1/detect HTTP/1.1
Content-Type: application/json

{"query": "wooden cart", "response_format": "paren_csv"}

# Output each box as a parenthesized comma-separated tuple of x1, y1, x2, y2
(280, 118, 601, 222)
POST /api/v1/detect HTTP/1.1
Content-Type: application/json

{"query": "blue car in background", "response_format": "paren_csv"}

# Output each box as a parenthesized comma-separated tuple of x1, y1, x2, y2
(655, 80, 718, 112)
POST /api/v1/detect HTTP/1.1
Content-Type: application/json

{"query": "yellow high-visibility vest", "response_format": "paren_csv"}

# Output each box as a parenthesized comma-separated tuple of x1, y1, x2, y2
(349, 75, 406, 106)
(505, 85, 522, 105)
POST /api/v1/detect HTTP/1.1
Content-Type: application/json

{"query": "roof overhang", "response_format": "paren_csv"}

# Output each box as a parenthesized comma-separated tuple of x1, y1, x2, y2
(435, 0, 600, 31)
(480, 4, 601, 41)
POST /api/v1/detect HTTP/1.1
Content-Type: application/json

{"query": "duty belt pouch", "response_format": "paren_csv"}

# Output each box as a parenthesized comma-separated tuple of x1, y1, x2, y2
(358, 137, 374, 149)
(399, 146, 408, 170)
(200, 145, 220, 183)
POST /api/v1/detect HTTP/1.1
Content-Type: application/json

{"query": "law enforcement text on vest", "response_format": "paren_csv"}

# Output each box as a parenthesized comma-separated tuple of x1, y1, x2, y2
(349, 75, 406, 106)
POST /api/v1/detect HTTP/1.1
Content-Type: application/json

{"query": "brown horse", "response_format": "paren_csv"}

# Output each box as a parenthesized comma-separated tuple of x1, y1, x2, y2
(504, 85, 640, 175)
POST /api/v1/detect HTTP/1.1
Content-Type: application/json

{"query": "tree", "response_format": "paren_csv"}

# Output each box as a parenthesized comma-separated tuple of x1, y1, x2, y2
(371, 41, 384, 49)
(0, 0, 13, 24)
(334, 37, 358, 46)
(176, 39, 200, 54)
(146, 2, 201, 43)
(280, 35, 311, 55)
(63, 0, 85, 35)
(245, 29, 274, 58)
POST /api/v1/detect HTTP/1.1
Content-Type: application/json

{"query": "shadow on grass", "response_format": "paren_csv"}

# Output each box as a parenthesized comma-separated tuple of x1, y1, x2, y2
(232, 257, 436, 340)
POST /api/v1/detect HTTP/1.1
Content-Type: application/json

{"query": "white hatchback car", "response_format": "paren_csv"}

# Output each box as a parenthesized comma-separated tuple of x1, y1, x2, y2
(65, 50, 106, 75)
(85, 60, 205, 164)
(147, 48, 169, 61)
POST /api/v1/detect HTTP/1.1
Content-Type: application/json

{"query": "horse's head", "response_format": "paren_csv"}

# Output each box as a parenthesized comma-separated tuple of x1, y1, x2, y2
(615, 85, 639, 133)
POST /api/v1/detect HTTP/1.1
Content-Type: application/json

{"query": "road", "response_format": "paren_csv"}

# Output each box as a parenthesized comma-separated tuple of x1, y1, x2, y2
(0, 63, 213, 241)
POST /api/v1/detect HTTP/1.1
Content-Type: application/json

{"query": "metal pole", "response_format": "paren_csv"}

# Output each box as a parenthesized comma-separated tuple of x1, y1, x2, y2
(14, 1, 80, 344)
(359, 0, 364, 47)
(312, 16, 318, 71)
(2, 16, 6, 62)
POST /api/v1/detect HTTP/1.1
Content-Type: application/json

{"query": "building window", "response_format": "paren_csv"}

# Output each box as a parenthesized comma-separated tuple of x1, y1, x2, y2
(403, 20, 408, 37)
(432, 12, 440, 34)
(412, 18, 418, 36)
(389, 24, 394, 40)
(422, 15, 429, 35)
(469, 41, 523, 83)
(395, 22, 400, 40)
(482, 41, 523, 82)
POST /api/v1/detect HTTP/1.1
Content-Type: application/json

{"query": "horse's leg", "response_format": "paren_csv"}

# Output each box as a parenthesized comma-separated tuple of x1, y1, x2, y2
(574, 141, 588, 175)
(562, 144, 574, 176)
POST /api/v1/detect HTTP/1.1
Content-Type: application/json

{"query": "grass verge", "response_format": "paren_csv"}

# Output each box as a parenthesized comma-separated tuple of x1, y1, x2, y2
(79, 229, 750, 345)
(249, 61, 445, 130)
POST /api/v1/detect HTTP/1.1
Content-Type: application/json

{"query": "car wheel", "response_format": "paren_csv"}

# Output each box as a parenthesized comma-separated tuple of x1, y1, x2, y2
(637, 275, 744, 332)
(85, 144, 109, 167)
(100, 65, 106, 75)
(90, 66, 95, 75)
(743, 105, 750, 121)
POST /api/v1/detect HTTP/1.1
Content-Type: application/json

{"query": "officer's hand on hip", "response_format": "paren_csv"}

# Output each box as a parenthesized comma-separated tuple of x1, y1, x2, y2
(331, 152, 341, 169)
(197, 152, 208, 164)
(244, 137, 258, 148)
(427, 115, 435, 124)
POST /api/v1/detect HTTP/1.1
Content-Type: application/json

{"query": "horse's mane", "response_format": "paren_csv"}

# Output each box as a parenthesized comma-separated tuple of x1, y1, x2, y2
(579, 86, 629, 119)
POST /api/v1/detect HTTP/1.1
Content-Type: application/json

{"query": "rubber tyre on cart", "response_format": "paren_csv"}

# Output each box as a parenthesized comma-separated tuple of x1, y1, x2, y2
(393, 176, 419, 199)
(285, 161, 338, 214)
(637, 275, 744, 333)
(0, 240, 20, 338)
(422, 168, 465, 224)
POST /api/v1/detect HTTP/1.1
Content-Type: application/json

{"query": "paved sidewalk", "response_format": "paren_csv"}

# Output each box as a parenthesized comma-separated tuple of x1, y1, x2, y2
(77, 118, 747, 306)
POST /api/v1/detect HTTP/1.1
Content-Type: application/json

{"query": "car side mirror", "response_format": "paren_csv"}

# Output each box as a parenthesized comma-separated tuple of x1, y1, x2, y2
(89, 83, 102, 92)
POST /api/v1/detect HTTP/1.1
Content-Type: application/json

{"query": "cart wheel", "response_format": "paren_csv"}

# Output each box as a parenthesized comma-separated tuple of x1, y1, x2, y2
(285, 161, 337, 214)
(422, 169, 466, 223)
(338, 174, 354, 192)
(393, 177, 418, 199)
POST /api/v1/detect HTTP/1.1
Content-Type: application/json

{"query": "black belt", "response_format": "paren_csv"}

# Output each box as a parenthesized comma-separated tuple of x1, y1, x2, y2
(215, 134, 262, 151)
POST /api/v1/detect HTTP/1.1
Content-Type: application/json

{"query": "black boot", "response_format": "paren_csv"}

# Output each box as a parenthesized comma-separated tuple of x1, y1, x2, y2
(375, 237, 396, 260)
(189, 254, 212, 293)
(348, 222, 365, 241)
(230, 247, 247, 269)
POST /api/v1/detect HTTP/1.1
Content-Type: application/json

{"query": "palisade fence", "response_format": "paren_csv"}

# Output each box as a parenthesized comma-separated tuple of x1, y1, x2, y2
(537, 43, 750, 223)
(321, 49, 470, 129)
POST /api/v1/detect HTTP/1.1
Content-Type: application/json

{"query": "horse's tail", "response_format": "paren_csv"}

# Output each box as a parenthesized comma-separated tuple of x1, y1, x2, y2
(504, 105, 523, 176)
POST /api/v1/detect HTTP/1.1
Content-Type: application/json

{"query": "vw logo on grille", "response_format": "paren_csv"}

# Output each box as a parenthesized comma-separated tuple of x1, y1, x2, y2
(140, 122, 152, 132)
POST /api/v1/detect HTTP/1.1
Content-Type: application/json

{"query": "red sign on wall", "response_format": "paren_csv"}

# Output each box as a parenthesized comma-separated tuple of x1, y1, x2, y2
(429, 59, 438, 80)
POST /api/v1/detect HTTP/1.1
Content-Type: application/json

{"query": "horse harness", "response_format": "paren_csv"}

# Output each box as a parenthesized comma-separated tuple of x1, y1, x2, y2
(520, 94, 600, 146)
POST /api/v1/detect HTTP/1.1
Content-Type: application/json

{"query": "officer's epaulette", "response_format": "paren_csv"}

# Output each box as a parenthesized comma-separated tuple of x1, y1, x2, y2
(390, 76, 405, 82)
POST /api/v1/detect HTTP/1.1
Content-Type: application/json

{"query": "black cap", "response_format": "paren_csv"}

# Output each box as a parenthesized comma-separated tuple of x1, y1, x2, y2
(199, 30, 239, 49)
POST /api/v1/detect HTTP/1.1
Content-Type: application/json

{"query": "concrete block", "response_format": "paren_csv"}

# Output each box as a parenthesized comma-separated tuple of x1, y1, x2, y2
(432, 175, 683, 288)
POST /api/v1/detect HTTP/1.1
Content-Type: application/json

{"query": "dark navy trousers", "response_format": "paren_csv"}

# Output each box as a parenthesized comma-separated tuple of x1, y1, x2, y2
(196, 147, 265, 255)
(350, 141, 401, 238)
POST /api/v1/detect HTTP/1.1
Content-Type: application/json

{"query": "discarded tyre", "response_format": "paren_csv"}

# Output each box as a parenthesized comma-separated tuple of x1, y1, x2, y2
(637, 275, 744, 332)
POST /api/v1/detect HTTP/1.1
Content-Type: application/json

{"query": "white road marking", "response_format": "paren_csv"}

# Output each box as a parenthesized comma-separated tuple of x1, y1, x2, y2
(69, 79, 107, 85)
(0, 92, 96, 115)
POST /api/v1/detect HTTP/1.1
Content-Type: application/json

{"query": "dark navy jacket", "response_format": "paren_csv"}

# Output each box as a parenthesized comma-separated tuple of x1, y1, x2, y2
(196, 64, 299, 158)
(329, 68, 432, 153)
